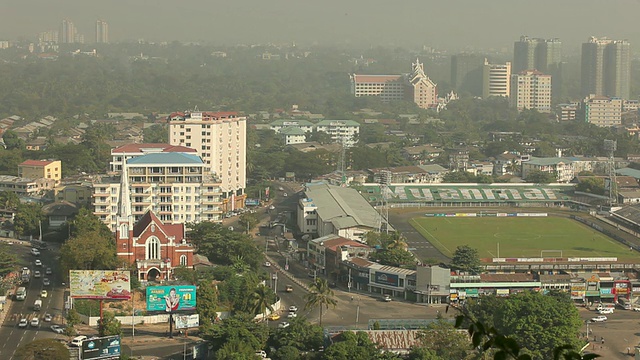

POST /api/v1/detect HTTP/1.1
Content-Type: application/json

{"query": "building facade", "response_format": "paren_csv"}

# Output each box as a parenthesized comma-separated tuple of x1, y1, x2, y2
(110, 143, 197, 173)
(269, 119, 314, 134)
(450, 54, 485, 97)
(406, 59, 438, 109)
(482, 59, 511, 98)
(513, 36, 562, 74)
(581, 37, 631, 99)
(521, 157, 575, 183)
(315, 120, 360, 147)
(557, 103, 578, 122)
(168, 111, 247, 210)
(510, 70, 552, 112)
(93, 153, 223, 231)
(583, 94, 623, 127)
(95, 20, 109, 43)
(18, 160, 62, 184)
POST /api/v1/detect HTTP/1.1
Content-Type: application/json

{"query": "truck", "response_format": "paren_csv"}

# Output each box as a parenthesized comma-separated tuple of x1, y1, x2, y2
(15, 287, 26, 301)
(20, 267, 30, 283)
(33, 299, 42, 311)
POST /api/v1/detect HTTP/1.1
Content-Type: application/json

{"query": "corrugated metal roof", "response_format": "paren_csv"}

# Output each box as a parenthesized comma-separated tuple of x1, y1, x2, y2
(127, 153, 202, 165)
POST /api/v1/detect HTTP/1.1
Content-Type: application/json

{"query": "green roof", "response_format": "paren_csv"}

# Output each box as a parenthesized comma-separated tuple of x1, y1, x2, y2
(127, 153, 203, 165)
(316, 119, 360, 127)
(269, 119, 314, 127)
(616, 168, 640, 179)
(526, 157, 573, 166)
(280, 126, 307, 135)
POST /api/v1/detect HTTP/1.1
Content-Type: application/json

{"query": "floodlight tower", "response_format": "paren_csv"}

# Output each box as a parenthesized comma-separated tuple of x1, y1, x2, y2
(604, 139, 617, 205)
(377, 170, 391, 234)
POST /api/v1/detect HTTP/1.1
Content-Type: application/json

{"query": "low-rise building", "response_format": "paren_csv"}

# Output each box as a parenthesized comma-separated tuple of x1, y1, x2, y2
(269, 119, 314, 134)
(315, 120, 360, 147)
(402, 145, 443, 165)
(583, 94, 623, 127)
(0, 175, 55, 197)
(18, 160, 62, 184)
(369, 165, 449, 184)
(521, 157, 575, 183)
(557, 103, 579, 121)
(42, 201, 78, 228)
(307, 234, 371, 279)
(279, 126, 307, 145)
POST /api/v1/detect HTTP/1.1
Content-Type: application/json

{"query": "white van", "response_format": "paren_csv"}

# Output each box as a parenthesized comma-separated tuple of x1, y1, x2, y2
(70, 336, 87, 347)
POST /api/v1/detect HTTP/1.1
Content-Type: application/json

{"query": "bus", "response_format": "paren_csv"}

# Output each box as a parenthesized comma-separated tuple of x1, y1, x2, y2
(15, 287, 26, 301)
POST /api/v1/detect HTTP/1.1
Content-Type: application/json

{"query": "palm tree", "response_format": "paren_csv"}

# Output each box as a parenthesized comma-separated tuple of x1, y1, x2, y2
(304, 278, 337, 327)
(249, 285, 273, 321)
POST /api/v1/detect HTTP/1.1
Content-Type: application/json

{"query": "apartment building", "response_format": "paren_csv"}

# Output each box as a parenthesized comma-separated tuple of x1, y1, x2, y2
(269, 119, 314, 134)
(450, 53, 485, 97)
(315, 120, 360, 147)
(581, 37, 631, 99)
(556, 103, 579, 122)
(513, 36, 562, 74)
(18, 160, 62, 184)
(0, 176, 55, 197)
(93, 153, 223, 231)
(168, 111, 246, 210)
(510, 70, 552, 112)
(110, 143, 197, 172)
(483, 59, 511, 98)
(583, 94, 623, 127)
(521, 157, 575, 183)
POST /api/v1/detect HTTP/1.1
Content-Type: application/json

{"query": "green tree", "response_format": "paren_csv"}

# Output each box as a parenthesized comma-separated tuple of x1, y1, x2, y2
(0, 245, 16, 278)
(525, 170, 556, 184)
(64, 309, 81, 336)
(304, 278, 337, 327)
(3, 130, 24, 150)
(451, 245, 481, 274)
(143, 124, 168, 143)
(238, 212, 259, 234)
(59, 231, 118, 276)
(174, 266, 198, 284)
(197, 279, 219, 333)
(371, 247, 416, 267)
(15, 338, 70, 360)
(414, 317, 473, 359)
(323, 331, 396, 360)
(249, 284, 274, 321)
(98, 311, 122, 337)
(0, 191, 20, 209)
(70, 208, 113, 240)
(575, 177, 605, 195)
(14, 203, 46, 238)
(205, 313, 269, 355)
(406, 347, 445, 360)
(188, 222, 263, 270)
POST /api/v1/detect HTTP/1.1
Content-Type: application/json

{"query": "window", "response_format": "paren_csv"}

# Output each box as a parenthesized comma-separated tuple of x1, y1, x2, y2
(180, 255, 187, 266)
(146, 237, 161, 260)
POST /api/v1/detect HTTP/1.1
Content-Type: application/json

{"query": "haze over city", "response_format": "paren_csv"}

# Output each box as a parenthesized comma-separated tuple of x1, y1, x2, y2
(2, 0, 640, 50)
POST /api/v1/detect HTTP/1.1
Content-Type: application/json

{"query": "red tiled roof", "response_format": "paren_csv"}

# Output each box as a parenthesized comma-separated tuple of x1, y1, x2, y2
(111, 143, 196, 154)
(322, 237, 369, 253)
(20, 160, 54, 166)
(353, 74, 403, 83)
(133, 211, 184, 240)
(168, 111, 240, 120)
(348, 257, 375, 267)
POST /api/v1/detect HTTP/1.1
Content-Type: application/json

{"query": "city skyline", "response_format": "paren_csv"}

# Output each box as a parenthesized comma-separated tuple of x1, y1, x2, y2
(1, 0, 638, 50)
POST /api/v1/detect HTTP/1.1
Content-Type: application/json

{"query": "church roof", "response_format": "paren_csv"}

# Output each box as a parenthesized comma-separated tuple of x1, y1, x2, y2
(133, 211, 184, 240)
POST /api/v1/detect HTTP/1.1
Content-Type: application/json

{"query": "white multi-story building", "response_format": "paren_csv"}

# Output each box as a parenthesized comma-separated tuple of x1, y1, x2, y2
(510, 70, 552, 112)
(269, 119, 314, 134)
(521, 157, 575, 183)
(168, 111, 246, 210)
(557, 103, 579, 121)
(315, 120, 360, 147)
(483, 59, 511, 98)
(110, 143, 197, 173)
(93, 153, 223, 231)
(583, 94, 623, 127)
(280, 127, 307, 145)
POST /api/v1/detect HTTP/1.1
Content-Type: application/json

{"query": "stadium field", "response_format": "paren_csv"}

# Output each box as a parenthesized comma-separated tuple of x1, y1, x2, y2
(409, 216, 634, 259)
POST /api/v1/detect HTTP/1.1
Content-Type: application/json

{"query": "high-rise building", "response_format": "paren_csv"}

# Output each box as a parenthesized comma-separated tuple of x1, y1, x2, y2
(482, 59, 511, 98)
(510, 70, 552, 113)
(583, 94, 623, 127)
(168, 111, 247, 210)
(450, 54, 485, 97)
(60, 19, 76, 44)
(96, 20, 109, 43)
(350, 59, 438, 109)
(513, 36, 562, 73)
(581, 37, 631, 99)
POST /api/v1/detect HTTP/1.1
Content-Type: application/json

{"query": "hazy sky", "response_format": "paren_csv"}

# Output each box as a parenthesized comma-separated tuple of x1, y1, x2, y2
(2, 0, 640, 51)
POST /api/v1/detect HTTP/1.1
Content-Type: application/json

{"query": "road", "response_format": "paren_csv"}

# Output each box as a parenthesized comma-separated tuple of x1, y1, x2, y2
(0, 241, 66, 358)
(578, 307, 640, 359)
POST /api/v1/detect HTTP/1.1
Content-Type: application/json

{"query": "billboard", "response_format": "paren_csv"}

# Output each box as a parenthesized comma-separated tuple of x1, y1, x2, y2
(373, 272, 399, 287)
(81, 335, 121, 360)
(70, 271, 131, 300)
(245, 198, 260, 206)
(174, 314, 200, 329)
(146, 285, 196, 312)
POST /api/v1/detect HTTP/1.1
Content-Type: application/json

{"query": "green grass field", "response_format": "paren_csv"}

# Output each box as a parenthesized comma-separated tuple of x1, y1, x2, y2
(409, 216, 634, 259)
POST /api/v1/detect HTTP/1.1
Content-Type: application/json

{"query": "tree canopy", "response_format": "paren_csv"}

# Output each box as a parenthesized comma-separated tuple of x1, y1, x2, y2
(304, 278, 337, 327)
(451, 245, 482, 274)
(16, 338, 70, 360)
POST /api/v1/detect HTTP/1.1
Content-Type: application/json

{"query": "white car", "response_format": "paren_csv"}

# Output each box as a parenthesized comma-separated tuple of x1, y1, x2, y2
(30, 318, 40, 327)
(43, 278, 50, 286)
(383, 295, 392, 302)
(591, 315, 608, 322)
(278, 322, 290, 329)
(44, 313, 52, 322)
(288, 305, 298, 312)
(34, 260, 42, 266)
(263, 262, 271, 267)
(255, 350, 267, 359)
(40, 290, 48, 298)
(18, 318, 28, 328)
(34, 271, 41, 278)
(50, 325, 64, 334)
(598, 308, 614, 314)
(30, 248, 40, 256)
(287, 312, 297, 318)
(634, 307, 640, 312)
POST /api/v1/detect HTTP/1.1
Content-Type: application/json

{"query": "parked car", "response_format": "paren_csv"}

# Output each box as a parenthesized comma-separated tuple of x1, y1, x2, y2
(267, 313, 280, 321)
(50, 325, 64, 334)
(255, 350, 267, 359)
(383, 295, 392, 302)
(288, 305, 298, 312)
(634, 307, 640, 312)
(287, 312, 297, 318)
(591, 315, 608, 322)
(598, 308, 614, 314)
(285, 285, 293, 292)
(263, 262, 271, 267)
(70, 336, 88, 347)
(278, 322, 290, 329)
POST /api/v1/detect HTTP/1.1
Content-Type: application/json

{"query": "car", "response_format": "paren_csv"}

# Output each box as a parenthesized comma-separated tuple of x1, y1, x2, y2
(40, 290, 48, 298)
(34, 271, 41, 278)
(269, 205, 276, 210)
(263, 262, 271, 267)
(45, 268, 52, 275)
(267, 313, 280, 321)
(255, 350, 267, 359)
(30, 318, 40, 327)
(34, 259, 42, 266)
(18, 318, 28, 328)
(43, 278, 50, 286)
(591, 315, 608, 322)
(288, 305, 298, 312)
(287, 312, 297, 318)
(278, 322, 290, 329)
(598, 308, 613, 314)
(70, 336, 88, 347)
(285, 285, 293, 293)
(283, 193, 288, 197)
(50, 325, 64, 334)
(44, 313, 52, 322)
(278, 187, 284, 191)
(383, 295, 392, 302)
(30, 248, 40, 256)
(634, 307, 640, 312)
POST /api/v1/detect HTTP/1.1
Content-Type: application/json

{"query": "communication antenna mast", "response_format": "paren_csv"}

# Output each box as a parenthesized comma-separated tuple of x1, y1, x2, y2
(604, 139, 617, 206)
(338, 137, 347, 186)
(377, 170, 391, 234)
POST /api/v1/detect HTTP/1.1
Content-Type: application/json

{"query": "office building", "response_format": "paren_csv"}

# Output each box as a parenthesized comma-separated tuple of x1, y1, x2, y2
(513, 36, 562, 73)
(96, 20, 109, 43)
(583, 94, 623, 127)
(18, 160, 62, 184)
(93, 152, 223, 231)
(482, 59, 511, 98)
(450, 54, 485, 97)
(581, 37, 631, 99)
(350, 59, 438, 109)
(168, 111, 246, 210)
(510, 70, 552, 113)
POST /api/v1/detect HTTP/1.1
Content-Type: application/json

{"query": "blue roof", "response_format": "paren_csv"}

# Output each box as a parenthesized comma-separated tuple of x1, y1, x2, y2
(127, 153, 203, 165)
(616, 168, 640, 179)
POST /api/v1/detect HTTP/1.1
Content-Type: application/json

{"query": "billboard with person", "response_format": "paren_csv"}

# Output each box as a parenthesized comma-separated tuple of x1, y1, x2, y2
(70, 271, 131, 300)
(146, 285, 196, 312)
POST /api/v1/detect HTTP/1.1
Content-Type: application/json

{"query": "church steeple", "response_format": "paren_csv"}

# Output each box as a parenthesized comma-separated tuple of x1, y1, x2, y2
(117, 163, 133, 239)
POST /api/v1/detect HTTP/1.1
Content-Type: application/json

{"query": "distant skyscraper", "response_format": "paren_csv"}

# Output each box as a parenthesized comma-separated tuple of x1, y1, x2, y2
(581, 37, 631, 99)
(96, 20, 109, 43)
(451, 54, 485, 97)
(482, 59, 511, 98)
(60, 19, 76, 44)
(513, 36, 562, 73)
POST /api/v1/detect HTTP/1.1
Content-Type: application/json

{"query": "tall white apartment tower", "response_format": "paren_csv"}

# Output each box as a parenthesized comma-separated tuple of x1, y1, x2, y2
(96, 20, 109, 43)
(168, 111, 247, 210)
(482, 59, 512, 98)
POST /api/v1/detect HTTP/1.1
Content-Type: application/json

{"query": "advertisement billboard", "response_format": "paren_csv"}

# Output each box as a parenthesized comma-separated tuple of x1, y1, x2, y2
(373, 272, 399, 287)
(81, 335, 121, 360)
(245, 199, 260, 206)
(175, 314, 200, 329)
(146, 285, 196, 312)
(70, 271, 131, 300)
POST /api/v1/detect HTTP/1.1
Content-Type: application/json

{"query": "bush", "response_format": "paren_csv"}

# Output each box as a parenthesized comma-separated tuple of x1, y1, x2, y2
(73, 300, 101, 317)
